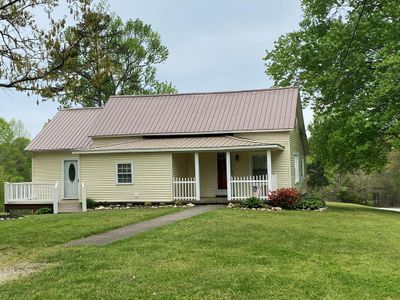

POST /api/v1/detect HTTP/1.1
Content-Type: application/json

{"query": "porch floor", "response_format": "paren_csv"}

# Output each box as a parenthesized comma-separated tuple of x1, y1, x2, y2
(183, 197, 240, 204)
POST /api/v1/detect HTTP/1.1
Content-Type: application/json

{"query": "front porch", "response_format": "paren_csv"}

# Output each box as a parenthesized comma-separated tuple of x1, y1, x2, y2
(172, 150, 279, 202)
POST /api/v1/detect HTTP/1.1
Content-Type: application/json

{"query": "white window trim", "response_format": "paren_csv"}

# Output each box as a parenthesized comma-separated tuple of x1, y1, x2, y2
(301, 157, 305, 179)
(115, 162, 133, 185)
(294, 154, 300, 183)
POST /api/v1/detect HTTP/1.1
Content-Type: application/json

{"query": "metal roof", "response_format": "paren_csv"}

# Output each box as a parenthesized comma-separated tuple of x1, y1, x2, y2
(89, 87, 299, 137)
(73, 136, 284, 154)
(27, 87, 300, 151)
(25, 107, 102, 151)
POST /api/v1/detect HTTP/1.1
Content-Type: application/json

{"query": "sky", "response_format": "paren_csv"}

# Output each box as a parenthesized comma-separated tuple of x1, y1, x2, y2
(0, 0, 310, 138)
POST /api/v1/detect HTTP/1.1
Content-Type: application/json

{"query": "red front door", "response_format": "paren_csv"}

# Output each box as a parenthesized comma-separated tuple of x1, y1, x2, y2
(217, 153, 227, 190)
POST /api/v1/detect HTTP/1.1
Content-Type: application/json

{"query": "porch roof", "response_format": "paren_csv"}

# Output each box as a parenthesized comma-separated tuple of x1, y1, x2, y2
(73, 136, 284, 154)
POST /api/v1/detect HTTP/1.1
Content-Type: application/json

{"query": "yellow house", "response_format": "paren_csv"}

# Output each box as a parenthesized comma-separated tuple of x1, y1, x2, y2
(4, 87, 308, 212)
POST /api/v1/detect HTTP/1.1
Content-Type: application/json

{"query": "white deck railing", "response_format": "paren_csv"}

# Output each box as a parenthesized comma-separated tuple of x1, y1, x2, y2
(230, 175, 278, 201)
(4, 182, 58, 204)
(173, 177, 197, 201)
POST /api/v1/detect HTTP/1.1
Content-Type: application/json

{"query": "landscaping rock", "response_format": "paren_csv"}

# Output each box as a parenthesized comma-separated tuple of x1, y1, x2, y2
(186, 203, 195, 207)
(273, 207, 283, 211)
(226, 203, 234, 208)
(318, 207, 327, 212)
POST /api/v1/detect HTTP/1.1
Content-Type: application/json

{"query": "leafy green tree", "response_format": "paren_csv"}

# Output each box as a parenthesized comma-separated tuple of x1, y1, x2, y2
(0, 118, 31, 210)
(50, 4, 176, 107)
(0, 0, 91, 95)
(265, 0, 400, 172)
(307, 160, 329, 188)
(0, 117, 13, 144)
(9, 119, 30, 139)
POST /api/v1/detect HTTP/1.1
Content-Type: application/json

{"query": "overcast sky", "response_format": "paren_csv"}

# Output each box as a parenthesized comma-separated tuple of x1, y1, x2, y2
(0, 0, 310, 137)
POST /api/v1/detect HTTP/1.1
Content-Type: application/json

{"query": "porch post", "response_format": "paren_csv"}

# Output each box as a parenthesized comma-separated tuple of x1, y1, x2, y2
(226, 151, 231, 201)
(194, 152, 200, 201)
(4, 182, 8, 204)
(267, 150, 272, 192)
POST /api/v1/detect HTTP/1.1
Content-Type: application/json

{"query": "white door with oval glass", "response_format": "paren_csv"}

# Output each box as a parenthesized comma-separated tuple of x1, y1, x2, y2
(64, 160, 78, 199)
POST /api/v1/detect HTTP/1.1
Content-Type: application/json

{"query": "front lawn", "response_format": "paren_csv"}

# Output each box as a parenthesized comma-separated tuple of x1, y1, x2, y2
(0, 207, 181, 267)
(1, 203, 400, 299)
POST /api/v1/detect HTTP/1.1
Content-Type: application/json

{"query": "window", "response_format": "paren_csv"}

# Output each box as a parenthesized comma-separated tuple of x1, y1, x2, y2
(301, 157, 305, 179)
(252, 155, 268, 176)
(294, 154, 299, 183)
(116, 163, 133, 184)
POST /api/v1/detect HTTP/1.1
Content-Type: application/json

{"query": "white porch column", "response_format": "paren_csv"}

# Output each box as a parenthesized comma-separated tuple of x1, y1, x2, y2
(226, 151, 231, 201)
(194, 152, 200, 201)
(267, 150, 272, 192)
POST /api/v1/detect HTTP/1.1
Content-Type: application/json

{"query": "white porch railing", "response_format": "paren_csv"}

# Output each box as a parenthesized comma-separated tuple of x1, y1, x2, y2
(230, 175, 278, 201)
(4, 182, 60, 214)
(173, 177, 197, 201)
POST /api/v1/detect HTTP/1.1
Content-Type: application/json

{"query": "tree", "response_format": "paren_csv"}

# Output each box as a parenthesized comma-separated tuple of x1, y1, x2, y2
(0, 0, 91, 95)
(0, 117, 13, 143)
(265, 0, 400, 172)
(9, 119, 30, 139)
(0, 118, 31, 210)
(307, 160, 329, 188)
(50, 4, 176, 107)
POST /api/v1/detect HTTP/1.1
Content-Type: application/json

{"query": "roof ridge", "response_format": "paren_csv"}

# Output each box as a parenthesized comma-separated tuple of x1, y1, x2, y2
(108, 86, 299, 99)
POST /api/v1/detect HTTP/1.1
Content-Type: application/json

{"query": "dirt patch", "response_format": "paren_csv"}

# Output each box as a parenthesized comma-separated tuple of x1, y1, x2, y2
(0, 262, 48, 284)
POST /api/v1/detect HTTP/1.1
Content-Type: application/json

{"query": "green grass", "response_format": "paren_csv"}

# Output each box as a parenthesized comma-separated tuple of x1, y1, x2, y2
(1, 203, 400, 299)
(0, 207, 180, 267)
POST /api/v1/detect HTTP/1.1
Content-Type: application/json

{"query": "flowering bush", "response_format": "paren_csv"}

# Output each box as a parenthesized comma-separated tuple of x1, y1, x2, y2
(268, 188, 301, 209)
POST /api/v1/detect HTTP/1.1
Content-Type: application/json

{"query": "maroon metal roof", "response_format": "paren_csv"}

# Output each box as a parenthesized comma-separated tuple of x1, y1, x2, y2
(27, 87, 299, 151)
(89, 87, 299, 137)
(26, 107, 102, 151)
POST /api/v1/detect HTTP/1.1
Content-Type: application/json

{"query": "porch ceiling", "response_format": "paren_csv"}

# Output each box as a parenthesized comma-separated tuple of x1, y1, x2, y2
(73, 136, 284, 154)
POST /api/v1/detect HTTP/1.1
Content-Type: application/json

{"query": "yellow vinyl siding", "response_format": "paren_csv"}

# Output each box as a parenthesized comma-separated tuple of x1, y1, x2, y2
(80, 152, 172, 202)
(199, 152, 217, 197)
(31, 151, 78, 199)
(91, 136, 143, 147)
(289, 125, 307, 191)
(235, 132, 291, 188)
(231, 151, 250, 177)
(172, 153, 194, 177)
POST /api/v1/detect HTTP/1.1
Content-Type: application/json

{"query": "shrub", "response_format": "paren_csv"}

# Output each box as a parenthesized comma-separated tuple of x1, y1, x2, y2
(35, 207, 52, 215)
(86, 198, 96, 209)
(174, 200, 183, 207)
(268, 188, 301, 209)
(144, 201, 152, 207)
(297, 197, 326, 210)
(242, 197, 263, 208)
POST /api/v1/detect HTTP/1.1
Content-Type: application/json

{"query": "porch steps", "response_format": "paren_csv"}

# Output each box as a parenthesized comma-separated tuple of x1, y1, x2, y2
(59, 200, 81, 213)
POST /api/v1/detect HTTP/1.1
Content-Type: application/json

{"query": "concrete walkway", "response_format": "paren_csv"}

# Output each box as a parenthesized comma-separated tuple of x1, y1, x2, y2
(65, 205, 221, 247)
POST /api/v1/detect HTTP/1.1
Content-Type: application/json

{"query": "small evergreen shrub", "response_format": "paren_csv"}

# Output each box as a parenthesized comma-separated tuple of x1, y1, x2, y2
(35, 207, 52, 215)
(269, 188, 301, 209)
(242, 197, 263, 208)
(86, 198, 96, 209)
(144, 201, 152, 207)
(174, 200, 183, 207)
(297, 197, 326, 210)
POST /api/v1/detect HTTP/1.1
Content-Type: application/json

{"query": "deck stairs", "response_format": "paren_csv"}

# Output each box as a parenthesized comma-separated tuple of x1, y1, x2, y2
(59, 200, 82, 213)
